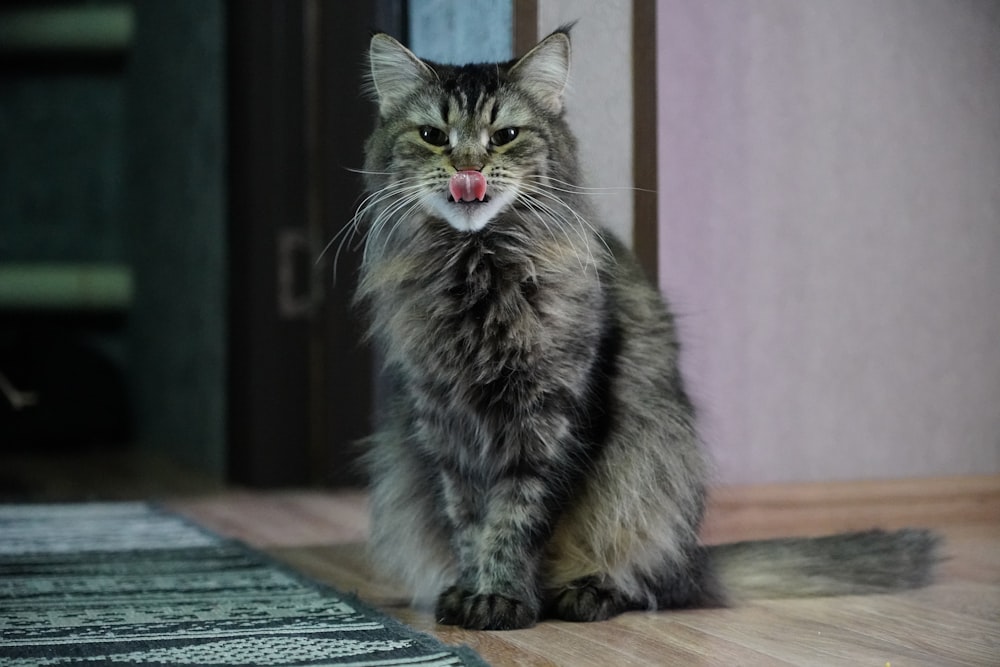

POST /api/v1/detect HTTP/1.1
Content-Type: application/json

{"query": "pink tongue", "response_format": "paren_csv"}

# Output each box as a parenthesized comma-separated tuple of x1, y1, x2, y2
(449, 170, 488, 202)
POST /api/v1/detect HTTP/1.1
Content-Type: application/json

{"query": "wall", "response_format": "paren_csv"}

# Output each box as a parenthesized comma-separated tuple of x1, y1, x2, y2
(538, 0, 634, 245)
(126, 1, 227, 475)
(0, 75, 124, 262)
(657, 1, 1000, 484)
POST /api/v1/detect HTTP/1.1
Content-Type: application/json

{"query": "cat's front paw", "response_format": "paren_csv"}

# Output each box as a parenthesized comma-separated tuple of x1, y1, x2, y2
(435, 586, 539, 630)
(548, 578, 632, 622)
(434, 586, 468, 626)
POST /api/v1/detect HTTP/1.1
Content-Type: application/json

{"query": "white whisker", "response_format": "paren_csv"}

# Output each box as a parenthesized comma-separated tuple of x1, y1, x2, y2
(514, 193, 585, 273)
(322, 176, 429, 281)
(524, 174, 656, 196)
(515, 191, 592, 274)
(519, 182, 614, 265)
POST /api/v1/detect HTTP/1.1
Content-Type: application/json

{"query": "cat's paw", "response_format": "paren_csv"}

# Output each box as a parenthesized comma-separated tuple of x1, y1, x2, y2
(434, 586, 468, 626)
(548, 578, 633, 622)
(435, 586, 539, 630)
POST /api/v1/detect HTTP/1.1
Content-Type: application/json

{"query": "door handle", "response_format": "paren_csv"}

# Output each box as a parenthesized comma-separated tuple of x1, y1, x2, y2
(276, 228, 319, 320)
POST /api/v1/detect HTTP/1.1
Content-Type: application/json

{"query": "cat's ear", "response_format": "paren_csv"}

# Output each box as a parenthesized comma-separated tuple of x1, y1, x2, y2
(367, 33, 436, 115)
(509, 29, 571, 115)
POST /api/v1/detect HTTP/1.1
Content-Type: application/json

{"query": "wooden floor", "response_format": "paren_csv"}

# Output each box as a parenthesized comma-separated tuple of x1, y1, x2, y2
(167, 475, 1000, 667)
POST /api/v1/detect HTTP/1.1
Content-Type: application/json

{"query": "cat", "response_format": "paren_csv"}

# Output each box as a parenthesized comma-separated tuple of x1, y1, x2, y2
(353, 27, 940, 631)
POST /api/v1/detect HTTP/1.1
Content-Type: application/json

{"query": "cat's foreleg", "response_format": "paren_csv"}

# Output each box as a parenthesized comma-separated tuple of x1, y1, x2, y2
(435, 457, 564, 630)
(541, 409, 713, 621)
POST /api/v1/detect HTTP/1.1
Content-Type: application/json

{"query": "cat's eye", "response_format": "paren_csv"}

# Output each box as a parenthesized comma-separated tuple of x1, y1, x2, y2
(491, 127, 519, 146)
(419, 126, 449, 146)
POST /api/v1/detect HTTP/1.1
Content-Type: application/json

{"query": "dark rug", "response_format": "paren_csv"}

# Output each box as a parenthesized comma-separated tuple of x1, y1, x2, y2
(0, 503, 488, 666)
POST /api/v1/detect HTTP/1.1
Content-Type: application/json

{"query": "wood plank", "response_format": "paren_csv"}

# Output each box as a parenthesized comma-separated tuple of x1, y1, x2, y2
(170, 489, 368, 547)
(167, 475, 1000, 666)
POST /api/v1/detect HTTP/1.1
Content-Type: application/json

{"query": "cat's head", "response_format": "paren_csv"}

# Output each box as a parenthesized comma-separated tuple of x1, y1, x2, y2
(363, 29, 579, 234)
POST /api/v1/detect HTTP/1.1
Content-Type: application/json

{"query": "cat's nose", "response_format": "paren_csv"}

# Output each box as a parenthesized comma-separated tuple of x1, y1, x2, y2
(451, 146, 487, 173)
(452, 160, 484, 172)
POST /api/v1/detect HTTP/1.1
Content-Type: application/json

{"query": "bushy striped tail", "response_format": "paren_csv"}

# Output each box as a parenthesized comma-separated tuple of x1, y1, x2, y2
(708, 528, 942, 602)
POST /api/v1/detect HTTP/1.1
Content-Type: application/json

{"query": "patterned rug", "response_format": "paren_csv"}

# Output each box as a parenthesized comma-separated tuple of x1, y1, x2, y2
(0, 503, 488, 666)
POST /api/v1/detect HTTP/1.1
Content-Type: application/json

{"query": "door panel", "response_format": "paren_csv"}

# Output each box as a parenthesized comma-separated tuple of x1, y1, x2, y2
(227, 0, 401, 486)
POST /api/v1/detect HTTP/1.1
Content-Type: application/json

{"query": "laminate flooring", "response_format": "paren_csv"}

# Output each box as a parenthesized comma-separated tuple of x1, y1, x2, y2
(169, 475, 1000, 666)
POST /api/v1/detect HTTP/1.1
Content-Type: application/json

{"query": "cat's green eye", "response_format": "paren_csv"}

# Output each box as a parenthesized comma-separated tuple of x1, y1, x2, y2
(491, 127, 519, 146)
(419, 126, 449, 147)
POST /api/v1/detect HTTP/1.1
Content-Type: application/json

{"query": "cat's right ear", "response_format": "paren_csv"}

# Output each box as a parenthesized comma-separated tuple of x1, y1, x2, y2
(509, 29, 571, 115)
(367, 33, 437, 115)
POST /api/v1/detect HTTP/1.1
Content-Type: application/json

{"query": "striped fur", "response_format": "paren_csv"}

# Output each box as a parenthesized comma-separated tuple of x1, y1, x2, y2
(354, 30, 940, 630)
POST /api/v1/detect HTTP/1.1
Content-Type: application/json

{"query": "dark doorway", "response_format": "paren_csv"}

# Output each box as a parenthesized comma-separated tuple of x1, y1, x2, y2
(227, 1, 404, 487)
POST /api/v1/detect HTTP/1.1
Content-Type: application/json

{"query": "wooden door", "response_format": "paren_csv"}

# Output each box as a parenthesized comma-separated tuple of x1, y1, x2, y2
(227, 0, 402, 486)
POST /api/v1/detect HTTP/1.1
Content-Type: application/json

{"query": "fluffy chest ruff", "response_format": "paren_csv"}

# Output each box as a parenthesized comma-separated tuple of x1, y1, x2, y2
(360, 225, 607, 472)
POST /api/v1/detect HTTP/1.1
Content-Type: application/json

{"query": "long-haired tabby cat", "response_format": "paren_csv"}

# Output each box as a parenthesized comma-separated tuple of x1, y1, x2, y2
(354, 27, 940, 630)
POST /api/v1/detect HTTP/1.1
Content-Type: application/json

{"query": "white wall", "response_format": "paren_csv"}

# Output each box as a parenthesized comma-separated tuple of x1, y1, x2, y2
(657, 1, 1000, 484)
(537, 0, 634, 245)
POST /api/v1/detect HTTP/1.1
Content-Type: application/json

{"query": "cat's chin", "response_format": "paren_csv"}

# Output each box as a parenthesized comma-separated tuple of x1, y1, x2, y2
(431, 191, 515, 233)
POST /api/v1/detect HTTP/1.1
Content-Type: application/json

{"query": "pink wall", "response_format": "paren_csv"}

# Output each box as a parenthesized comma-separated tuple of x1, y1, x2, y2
(656, 1, 1000, 485)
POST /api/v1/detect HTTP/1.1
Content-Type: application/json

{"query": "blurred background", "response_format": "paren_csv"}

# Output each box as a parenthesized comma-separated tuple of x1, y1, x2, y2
(1, 0, 997, 500)
(1, 0, 392, 497)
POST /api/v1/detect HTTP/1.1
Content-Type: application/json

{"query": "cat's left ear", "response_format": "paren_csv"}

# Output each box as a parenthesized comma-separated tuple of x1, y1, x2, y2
(368, 33, 437, 115)
(509, 29, 571, 115)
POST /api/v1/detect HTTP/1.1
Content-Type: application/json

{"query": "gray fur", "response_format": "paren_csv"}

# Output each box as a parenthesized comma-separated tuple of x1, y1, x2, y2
(354, 30, 941, 630)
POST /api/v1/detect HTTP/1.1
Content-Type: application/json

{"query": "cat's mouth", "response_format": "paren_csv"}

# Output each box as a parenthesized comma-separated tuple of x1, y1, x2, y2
(447, 194, 492, 205)
(435, 171, 511, 232)
(449, 170, 489, 204)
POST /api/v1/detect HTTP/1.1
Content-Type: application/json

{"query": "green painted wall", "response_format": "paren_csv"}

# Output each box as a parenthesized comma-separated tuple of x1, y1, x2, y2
(0, 73, 125, 262)
(0, 1, 227, 476)
(125, 0, 227, 475)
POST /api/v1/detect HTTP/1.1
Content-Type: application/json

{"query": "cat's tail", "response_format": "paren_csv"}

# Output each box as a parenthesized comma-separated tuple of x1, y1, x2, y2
(705, 528, 942, 602)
